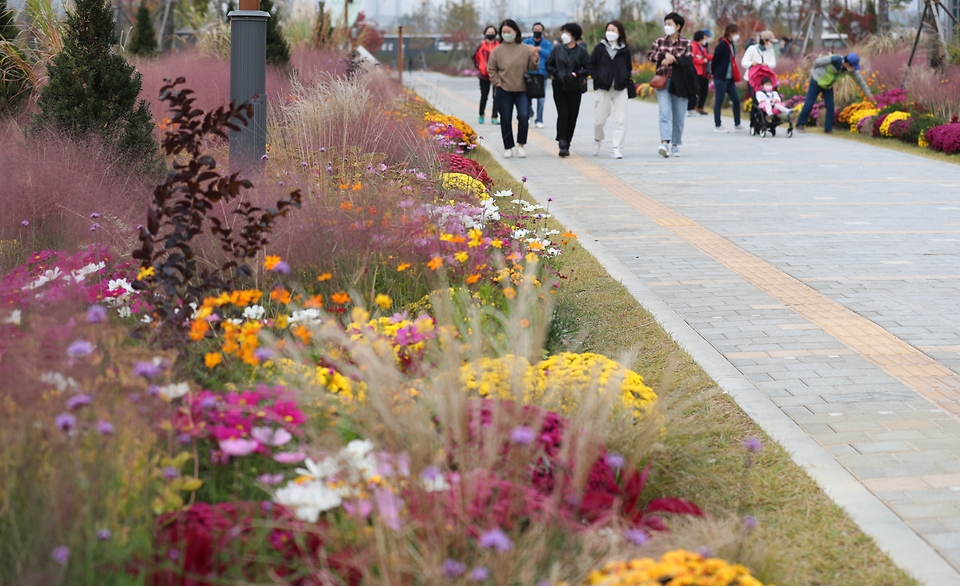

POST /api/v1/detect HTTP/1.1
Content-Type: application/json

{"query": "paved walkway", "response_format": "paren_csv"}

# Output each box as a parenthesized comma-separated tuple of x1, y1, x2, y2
(411, 72, 960, 585)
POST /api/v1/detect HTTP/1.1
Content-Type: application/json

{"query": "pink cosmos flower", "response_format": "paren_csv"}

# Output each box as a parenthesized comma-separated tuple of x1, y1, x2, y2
(251, 426, 293, 447)
(218, 438, 259, 456)
(273, 450, 306, 464)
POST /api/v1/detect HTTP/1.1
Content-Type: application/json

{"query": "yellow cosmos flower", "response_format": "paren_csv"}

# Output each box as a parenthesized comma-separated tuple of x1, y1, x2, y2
(204, 352, 222, 368)
(375, 294, 392, 309)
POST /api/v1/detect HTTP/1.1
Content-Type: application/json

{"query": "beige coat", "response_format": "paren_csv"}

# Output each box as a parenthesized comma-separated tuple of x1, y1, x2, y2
(487, 42, 539, 92)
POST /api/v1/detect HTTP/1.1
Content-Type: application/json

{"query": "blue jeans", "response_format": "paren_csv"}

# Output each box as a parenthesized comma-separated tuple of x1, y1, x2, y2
(656, 79, 686, 145)
(797, 78, 835, 132)
(713, 78, 741, 128)
(533, 96, 545, 123)
(495, 89, 530, 149)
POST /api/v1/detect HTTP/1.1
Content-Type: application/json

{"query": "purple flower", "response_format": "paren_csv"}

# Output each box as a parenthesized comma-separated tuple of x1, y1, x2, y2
(254, 348, 274, 361)
(743, 515, 758, 531)
(742, 436, 763, 453)
(90, 223, 100, 231)
(161, 466, 180, 480)
(521, 176, 527, 182)
(697, 546, 713, 558)
(260, 154, 269, 161)
(55, 413, 76, 432)
(301, 161, 308, 167)
(97, 528, 112, 540)
(66, 394, 92, 410)
(198, 396, 218, 409)
(478, 527, 513, 552)
(442, 558, 467, 579)
(52, 545, 70, 565)
(420, 465, 441, 481)
(469, 566, 490, 582)
(90, 212, 100, 219)
(257, 473, 285, 485)
(96, 420, 115, 435)
(177, 432, 192, 444)
(168, 548, 180, 560)
(272, 261, 290, 275)
(133, 361, 162, 379)
(86, 304, 108, 323)
(604, 452, 625, 469)
(21, 220, 29, 227)
(624, 528, 649, 546)
(67, 339, 95, 358)
(320, 147, 326, 152)
(509, 425, 536, 445)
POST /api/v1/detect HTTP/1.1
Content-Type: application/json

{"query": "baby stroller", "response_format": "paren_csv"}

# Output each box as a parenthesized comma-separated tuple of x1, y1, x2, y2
(748, 64, 793, 138)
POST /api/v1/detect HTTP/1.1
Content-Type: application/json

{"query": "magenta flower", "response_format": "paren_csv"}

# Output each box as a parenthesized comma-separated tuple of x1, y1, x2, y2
(67, 339, 95, 358)
(442, 559, 466, 579)
(624, 528, 649, 545)
(478, 527, 513, 552)
(604, 452, 625, 469)
(469, 566, 490, 582)
(272, 450, 305, 464)
(96, 420, 115, 435)
(742, 436, 762, 453)
(509, 425, 536, 445)
(52, 545, 70, 565)
(168, 548, 180, 560)
(55, 413, 76, 432)
(66, 394, 92, 410)
(86, 304, 108, 323)
(219, 438, 259, 456)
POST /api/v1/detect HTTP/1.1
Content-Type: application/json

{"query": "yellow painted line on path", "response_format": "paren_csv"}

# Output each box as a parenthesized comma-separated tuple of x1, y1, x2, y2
(433, 84, 960, 414)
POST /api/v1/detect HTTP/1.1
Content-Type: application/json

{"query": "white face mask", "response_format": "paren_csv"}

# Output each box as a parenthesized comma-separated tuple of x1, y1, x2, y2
(501, 32, 516, 43)
(763, 84, 773, 92)
(732, 34, 740, 42)
(605, 30, 619, 43)
(561, 33, 573, 44)
(664, 25, 676, 36)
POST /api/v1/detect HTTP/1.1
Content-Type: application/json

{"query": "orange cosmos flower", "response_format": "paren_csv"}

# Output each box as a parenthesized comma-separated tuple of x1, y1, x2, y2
(340, 202, 353, 211)
(270, 289, 292, 304)
(331, 291, 350, 304)
(427, 256, 444, 271)
(291, 325, 312, 344)
(263, 255, 282, 271)
(317, 273, 333, 281)
(304, 294, 324, 308)
(466, 274, 481, 284)
(204, 352, 223, 368)
(503, 287, 516, 299)
(397, 263, 411, 272)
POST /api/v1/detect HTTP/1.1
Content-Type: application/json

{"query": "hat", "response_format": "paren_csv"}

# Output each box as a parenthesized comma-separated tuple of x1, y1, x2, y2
(699, 28, 713, 37)
(759, 30, 778, 42)
(845, 52, 862, 70)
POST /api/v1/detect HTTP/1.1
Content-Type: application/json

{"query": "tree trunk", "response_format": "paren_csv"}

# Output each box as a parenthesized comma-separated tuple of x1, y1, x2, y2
(812, 0, 823, 52)
(877, 0, 888, 34)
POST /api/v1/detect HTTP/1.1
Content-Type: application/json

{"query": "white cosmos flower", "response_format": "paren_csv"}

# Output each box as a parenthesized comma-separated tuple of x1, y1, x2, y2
(157, 382, 190, 400)
(243, 305, 266, 321)
(296, 456, 340, 481)
(71, 262, 105, 283)
(512, 228, 529, 239)
(41, 371, 80, 392)
(493, 189, 514, 198)
(2, 310, 21, 325)
(27, 267, 63, 290)
(273, 480, 342, 522)
(289, 308, 322, 326)
(117, 306, 132, 318)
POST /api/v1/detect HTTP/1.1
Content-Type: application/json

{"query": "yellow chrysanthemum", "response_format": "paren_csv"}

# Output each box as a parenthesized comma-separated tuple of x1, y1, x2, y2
(578, 549, 770, 586)
(880, 111, 911, 137)
(441, 172, 487, 199)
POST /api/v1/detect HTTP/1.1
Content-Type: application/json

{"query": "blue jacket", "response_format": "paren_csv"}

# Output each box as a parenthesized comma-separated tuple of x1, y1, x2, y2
(523, 36, 553, 76)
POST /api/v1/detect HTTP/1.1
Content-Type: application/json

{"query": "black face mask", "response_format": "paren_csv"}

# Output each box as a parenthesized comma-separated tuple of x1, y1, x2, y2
(485, 33, 496, 40)
(533, 31, 542, 40)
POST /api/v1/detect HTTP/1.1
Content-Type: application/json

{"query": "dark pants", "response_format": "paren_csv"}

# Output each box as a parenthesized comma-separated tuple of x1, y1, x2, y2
(796, 78, 835, 131)
(495, 89, 530, 149)
(479, 79, 498, 119)
(553, 86, 582, 145)
(713, 78, 741, 127)
(687, 75, 710, 110)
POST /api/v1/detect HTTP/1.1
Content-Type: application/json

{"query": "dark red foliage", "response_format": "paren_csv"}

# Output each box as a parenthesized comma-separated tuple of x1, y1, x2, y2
(438, 153, 494, 188)
(926, 120, 960, 154)
(872, 113, 889, 138)
(887, 119, 911, 140)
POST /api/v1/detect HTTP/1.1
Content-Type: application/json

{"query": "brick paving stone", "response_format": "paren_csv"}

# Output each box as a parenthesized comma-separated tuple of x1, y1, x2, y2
(418, 72, 960, 584)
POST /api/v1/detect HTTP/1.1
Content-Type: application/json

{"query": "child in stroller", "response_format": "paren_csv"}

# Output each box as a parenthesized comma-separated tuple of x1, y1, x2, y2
(748, 64, 793, 137)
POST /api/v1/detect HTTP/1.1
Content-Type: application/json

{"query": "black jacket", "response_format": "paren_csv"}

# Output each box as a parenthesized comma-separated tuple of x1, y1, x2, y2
(712, 38, 736, 81)
(668, 56, 698, 98)
(546, 43, 590, 93)
(585, 41, 632, 91)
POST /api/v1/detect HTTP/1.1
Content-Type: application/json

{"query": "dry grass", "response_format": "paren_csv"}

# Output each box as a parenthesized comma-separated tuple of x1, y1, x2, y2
(471, 147, 921, 586)
(806, 124, 960, 166)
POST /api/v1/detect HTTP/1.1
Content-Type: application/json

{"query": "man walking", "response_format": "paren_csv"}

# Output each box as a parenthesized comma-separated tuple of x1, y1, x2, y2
(523, 22, 553, 128)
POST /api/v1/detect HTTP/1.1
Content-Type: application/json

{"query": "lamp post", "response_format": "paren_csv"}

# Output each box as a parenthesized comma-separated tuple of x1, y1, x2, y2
(229, 0, 269, 169)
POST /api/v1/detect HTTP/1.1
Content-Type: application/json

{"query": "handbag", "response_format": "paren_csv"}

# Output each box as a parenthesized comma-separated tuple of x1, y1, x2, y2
(524, 71, 545, 99)
(650, 72, 669, 90)
(627, 81, 637, 98)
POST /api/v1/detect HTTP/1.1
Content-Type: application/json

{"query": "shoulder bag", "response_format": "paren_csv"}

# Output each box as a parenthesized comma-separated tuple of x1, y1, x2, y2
(524, 71, 546, 99)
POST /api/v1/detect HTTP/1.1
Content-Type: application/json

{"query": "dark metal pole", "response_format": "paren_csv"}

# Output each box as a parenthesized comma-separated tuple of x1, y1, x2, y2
(228, 0, 269, 170)
(398, 25, 404, 85)
(901, 0, 929, 87)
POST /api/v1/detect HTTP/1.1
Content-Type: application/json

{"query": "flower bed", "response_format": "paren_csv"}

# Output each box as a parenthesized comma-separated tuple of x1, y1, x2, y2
(575, 549, 768, 586)
(926, 118, 960, 154)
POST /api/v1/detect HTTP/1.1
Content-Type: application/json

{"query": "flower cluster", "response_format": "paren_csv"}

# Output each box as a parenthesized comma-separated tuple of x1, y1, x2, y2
(577, 550, 768, 586)
(425, 112, 478, 152)
(837, 101, 877, 126)
(874, 87, 909, 110)
(849, 104, 879, 134)
(175, 385, 307, 464)
(438, 152, 494, 188)
(926, 118, 960, 154)
(441, 172, 488, 199)
(460, 352, 658, 421)
(880, 111, 911, 137)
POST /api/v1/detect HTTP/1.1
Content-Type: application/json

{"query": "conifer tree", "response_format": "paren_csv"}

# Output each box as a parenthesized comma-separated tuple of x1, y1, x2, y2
(36, 0, 158, 169)
(261, 0, 290, 66)
(0, 0, 16, 41)
(127, 0, 158, 56)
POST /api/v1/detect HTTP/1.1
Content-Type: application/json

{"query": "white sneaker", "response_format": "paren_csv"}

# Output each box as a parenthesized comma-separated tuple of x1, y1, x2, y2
(714, 126, 729, 133)
(734, 125, 747, 132)
(658, 143, 670, 158)
(504, 148, 514, 159)
(535, 122, 545, 128)
(686, 110, 698, 118)
(671, 145, 681, 157)
(611, 148, 623, 159)
(592, 140, 601, 156)
(516, 145, 527, 158)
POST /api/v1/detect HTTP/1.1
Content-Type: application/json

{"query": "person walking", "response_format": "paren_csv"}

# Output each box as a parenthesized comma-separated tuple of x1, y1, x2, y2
(741, 30, 778, 86)
(712, 23, 745, 133)
(686, 29, 712, 116)
(487, 19, 540, 158)
(648, 12, 694, 158)
(796, 53, 873, 134)
(545, 22, 589, 157)
(585, 20, 632, 159)
(523, 22, 553, 129)
(473, 26, 500, 125)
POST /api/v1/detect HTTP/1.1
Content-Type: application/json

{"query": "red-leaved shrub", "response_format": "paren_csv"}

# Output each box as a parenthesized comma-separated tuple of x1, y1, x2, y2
(926, 118, 960, 154)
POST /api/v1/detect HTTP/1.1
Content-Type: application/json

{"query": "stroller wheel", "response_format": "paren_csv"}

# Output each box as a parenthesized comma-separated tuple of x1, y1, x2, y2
(760, 128, 767, 138)
(750, 125, 757, 136)
(787, 128, 794, 138)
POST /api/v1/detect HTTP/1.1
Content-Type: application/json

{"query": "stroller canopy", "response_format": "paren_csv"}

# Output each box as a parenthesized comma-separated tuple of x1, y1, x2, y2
(748, 64, 778, 91)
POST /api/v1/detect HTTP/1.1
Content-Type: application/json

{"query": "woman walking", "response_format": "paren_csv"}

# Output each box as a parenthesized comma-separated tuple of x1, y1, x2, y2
(687, 30, 712, 116)
(648, 12, 694, 158)
(473, 26, 500, 125)
(585, 20, 632, 159)
(712, 23, 744, 133)
(487, 19, 540, 158)
(545, 22, 589, 157)
(741, 30, 778, 85)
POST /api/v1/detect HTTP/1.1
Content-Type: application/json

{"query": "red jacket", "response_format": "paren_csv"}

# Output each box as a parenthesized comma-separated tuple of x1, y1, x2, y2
(473, 40, 499, 80)
(692, 42, 712, 77)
